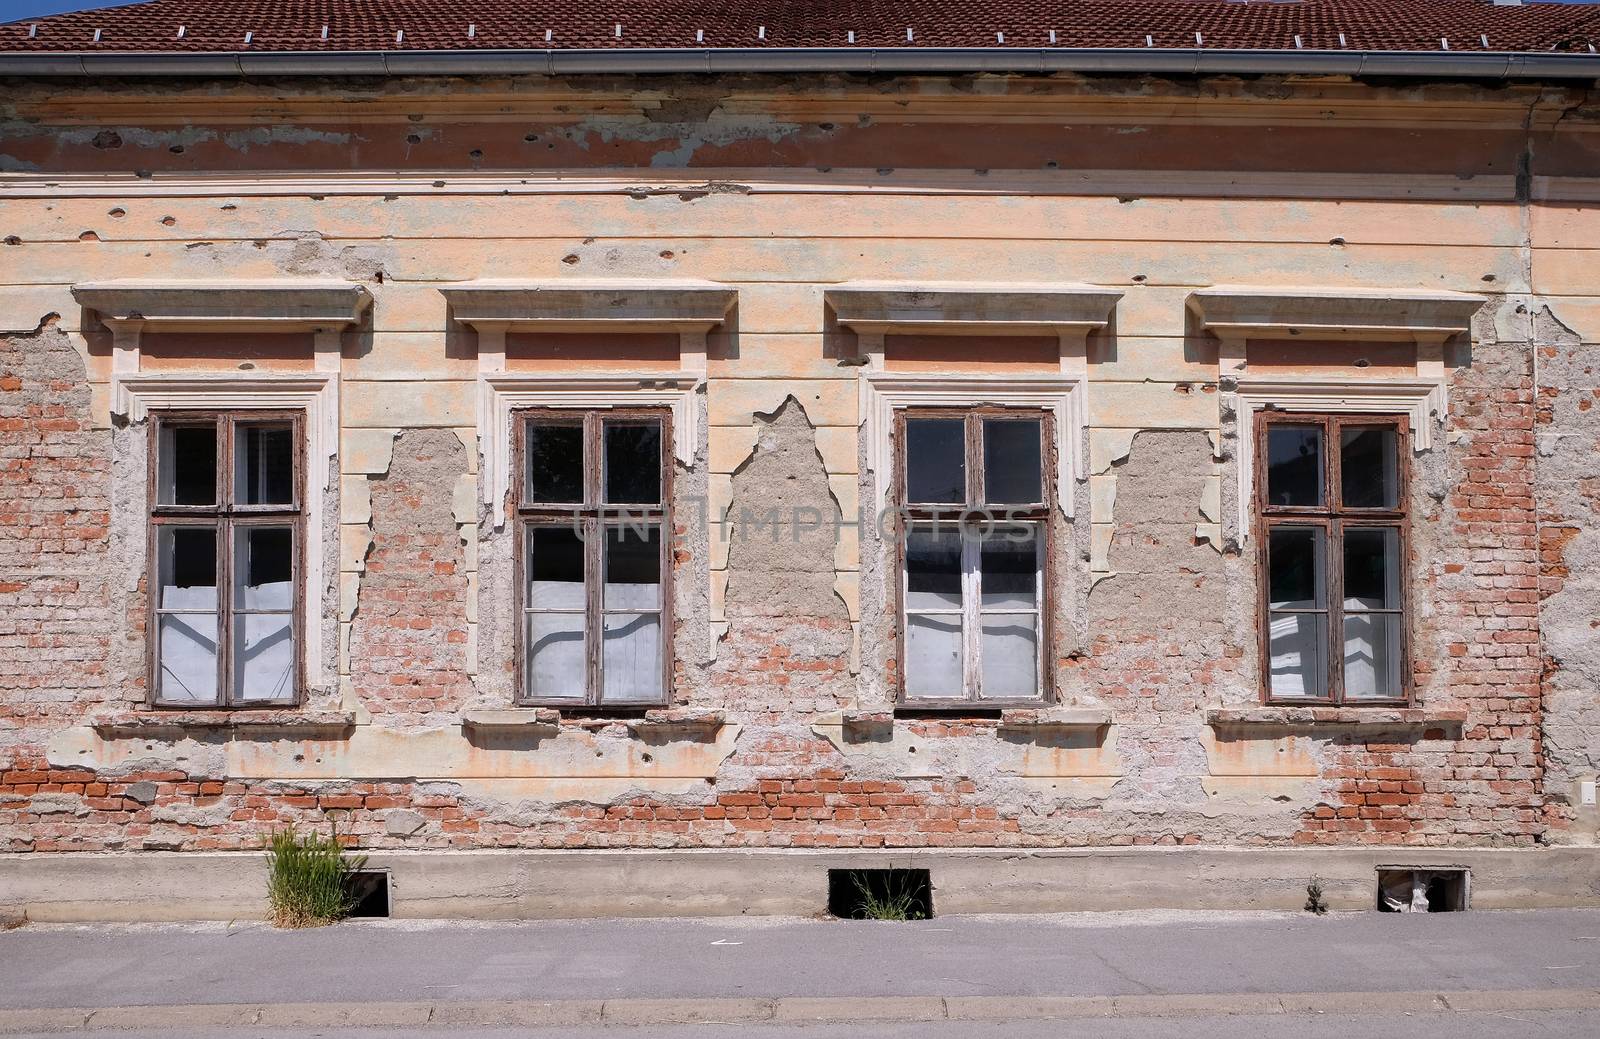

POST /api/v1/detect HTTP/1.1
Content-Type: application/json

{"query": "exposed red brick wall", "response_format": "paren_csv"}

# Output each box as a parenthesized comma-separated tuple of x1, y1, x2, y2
(347, 428, 474, 726)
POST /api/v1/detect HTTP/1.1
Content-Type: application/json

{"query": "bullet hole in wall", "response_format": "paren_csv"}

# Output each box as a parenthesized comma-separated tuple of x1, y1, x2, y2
(406, 133, 423, 144)
(78, 230, 99, 241)
(524, 132, 540, 143)
(169, 145, 184, 155)
(108, 208, 126, 218)
(91, 130, 122, 149)
(562, 254, 581, 265)
(161, 216, 176, 226)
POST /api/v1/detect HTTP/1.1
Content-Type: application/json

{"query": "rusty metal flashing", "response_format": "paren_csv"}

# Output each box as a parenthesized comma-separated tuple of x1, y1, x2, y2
(1, 47, 1597, 80)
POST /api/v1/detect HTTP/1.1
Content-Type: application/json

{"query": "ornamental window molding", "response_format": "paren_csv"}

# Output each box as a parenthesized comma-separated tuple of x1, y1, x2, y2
(74, 280, 370, 692)
(113, 372, 338, 687)
(826, 283, 1121, 519)
(1230, 377, 1447, 540)
(444, 279, 733, 527)
(480, 373, 702, 526)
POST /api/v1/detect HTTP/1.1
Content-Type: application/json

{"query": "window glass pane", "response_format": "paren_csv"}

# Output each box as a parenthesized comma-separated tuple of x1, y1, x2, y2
(233, 527, 293, 611)
(234, 613, 294, 702)
(1344, 528, 1401, 610)
(527, 526, 586, 609)
(525, 421, 585, 504)
(157, 614, 218, 704)
(905, 614, 963, 697)
(980, 527, 1037, 609)
(603, 420, 662, 505)
(1268, 613, 1327, 698)
(158, 526, 217, 611)
(603, 613, 662, 702)
(157, 424, 217, 506)
(983, 418, 1043, 505)
(1267, 526, 1325, 609)
(1344, 613, 1403, 699)
(527, 613, 585, 699)
(234, 423, 295, 505)
(905, 418, 965, 504)
(1265, 425, 1323, 507)
(981, 615, 1037, 698)
(1341, 428, 1399, 509)
(605, 525, 661, 610)
(905, 526, 963, 610)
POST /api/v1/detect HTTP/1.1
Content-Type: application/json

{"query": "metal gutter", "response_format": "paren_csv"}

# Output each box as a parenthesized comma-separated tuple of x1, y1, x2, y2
(0, 46, 1596, 79)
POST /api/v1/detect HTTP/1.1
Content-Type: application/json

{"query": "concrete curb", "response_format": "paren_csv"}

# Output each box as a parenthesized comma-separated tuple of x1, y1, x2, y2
(3, 988, 1600, 1033)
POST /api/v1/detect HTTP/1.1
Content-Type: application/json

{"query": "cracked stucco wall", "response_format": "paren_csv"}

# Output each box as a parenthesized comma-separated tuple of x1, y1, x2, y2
(1, 71, 1596, 854)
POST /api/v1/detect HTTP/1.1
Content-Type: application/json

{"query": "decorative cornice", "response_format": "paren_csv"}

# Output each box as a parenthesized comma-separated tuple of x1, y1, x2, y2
(827, 283, 1122, 338)
(442, 280, 736, 333)
(72, 279, 372, 334)
(1189, 287, 1483, 342)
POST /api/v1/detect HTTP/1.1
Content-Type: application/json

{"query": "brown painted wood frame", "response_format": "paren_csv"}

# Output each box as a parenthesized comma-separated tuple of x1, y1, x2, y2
(892, 406, 1055, 709)
(146, 410, 306, 708)
(513, 407, 673, 709)
(1254, 411, 1412, 706)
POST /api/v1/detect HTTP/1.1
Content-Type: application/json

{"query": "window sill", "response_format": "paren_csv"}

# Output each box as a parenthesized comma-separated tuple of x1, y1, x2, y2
(998, 707, 1113, 731)
(625, 708, 727, 736)
(461, 709, 561, 735)
(90, 710, 357, 739)
(1205, 706, 1467, 732)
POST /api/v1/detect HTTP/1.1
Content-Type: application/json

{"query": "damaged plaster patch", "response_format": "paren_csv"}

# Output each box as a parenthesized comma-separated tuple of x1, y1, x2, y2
(566, 98, 807, 168)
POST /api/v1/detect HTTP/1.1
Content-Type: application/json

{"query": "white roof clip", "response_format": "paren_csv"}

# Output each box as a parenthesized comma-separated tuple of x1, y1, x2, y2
(1195, 32, 1203, 47)
(614, 23, 623, 39)
(1049, 30, 1057, 45)
(242, 31, 251, 45)
(1293, 35, 1303, 49)
(1145, 34, 1154, 48)
(758, 26, 766, 40)
(997, 31, 1004, 44)
(467, 24, 476, 39)
(93, 28, 102, 43)
(395, 29, 404, 44)
(848, 30, 856, 44)
(321, 25, 329, 41)
(176, 25, 185, 39)
(906, 27, 914, 42)
(1439, 37, 1449, 51)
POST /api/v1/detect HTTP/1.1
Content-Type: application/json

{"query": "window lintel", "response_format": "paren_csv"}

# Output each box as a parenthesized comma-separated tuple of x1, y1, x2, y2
(1189, 287, 1481, 344)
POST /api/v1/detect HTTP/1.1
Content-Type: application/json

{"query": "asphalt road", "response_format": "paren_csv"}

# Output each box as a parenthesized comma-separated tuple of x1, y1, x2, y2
(2, 909, 1598, 1034)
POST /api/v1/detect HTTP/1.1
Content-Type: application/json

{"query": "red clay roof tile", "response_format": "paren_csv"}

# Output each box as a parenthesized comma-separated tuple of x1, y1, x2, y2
(2, 0, 1597, 56)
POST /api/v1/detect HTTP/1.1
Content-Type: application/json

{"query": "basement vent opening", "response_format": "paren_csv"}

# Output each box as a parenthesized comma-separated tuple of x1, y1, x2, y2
(1377, 867, 1468, 913)
(343, 869, 391, 918)
(827, 868, 933, 920)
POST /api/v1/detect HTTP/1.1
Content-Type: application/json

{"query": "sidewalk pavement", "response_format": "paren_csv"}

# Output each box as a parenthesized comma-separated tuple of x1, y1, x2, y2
(2, 908, 1599, 1033)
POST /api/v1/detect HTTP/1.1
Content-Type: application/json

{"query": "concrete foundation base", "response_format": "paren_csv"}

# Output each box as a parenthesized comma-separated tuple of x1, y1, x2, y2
(3, 847, 1598, 922)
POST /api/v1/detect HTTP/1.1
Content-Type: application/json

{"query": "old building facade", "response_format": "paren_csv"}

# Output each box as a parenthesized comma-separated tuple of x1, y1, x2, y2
(3, 0, 1600, 918)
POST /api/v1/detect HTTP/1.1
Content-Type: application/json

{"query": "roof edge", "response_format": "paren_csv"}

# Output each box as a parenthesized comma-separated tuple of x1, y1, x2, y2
(0, 46, 1596, 80)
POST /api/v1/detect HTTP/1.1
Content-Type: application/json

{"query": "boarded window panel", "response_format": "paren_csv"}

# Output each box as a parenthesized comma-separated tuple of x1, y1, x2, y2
(604, 525, 661, 611)
(603, 420, 662, 505)
(905, 614, 963, 697)
(526, 613, 586, 699)
(1266, 425, 1323, 507)
(157, 424, 217, 506)
(1341, 428, 1399, 509)
(525, 421, 585, 504)
(603, 613, 662, 701)
(157, 614, 218, 703)
(527, 526, 586, 609)
(982, 419, 1042, 505)
(234, 527, 293, 611)
(905, 527, 963, 610)
(235, 424, 295, 506)
(234, 613, 294, 702)
(158, 526, 218, 611)
(905, 419, 965, 504)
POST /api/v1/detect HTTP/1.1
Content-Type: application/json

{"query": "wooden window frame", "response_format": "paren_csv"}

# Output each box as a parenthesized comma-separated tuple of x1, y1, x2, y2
(146, 410, 306, 708)
(513, 407, 674, 709)
(1254, 411, 1412, 706)
(892, 406, 1055, 709)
